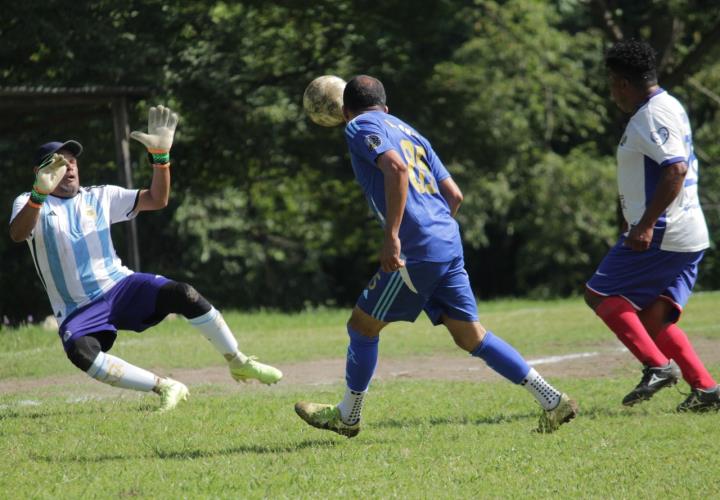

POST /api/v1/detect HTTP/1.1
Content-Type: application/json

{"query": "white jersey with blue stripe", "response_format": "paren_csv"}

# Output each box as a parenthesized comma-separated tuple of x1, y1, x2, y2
(10, 185, 139, 321)
(617, 89, 709, 252)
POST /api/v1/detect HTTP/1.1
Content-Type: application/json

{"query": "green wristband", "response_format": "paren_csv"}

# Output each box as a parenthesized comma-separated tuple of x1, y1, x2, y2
(30, 188, 48, 205)
(148, 152, 170, 165)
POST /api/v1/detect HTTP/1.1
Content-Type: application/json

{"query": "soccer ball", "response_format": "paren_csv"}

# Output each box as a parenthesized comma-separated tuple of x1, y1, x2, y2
(303, 75, 346, 127)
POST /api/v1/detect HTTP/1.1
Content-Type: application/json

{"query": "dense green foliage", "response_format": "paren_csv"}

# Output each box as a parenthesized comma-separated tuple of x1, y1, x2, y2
(1, 0, 719, 321)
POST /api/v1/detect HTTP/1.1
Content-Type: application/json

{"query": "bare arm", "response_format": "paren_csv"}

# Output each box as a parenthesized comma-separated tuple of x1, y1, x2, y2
(130, 105, 178, 213)
(9, 202, 41, 242)
(439, 177, 463, 217)
(135, 164, 171, 212)
(377, 149, 408, 272)
(626, 161, 687, 251)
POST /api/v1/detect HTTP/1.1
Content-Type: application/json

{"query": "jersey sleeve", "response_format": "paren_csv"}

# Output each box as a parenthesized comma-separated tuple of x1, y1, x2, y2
(345, 118, 394, 166)
(104, 185, 141, 223)
(9, 193, 30, 226)
(633, 112, 687, 167)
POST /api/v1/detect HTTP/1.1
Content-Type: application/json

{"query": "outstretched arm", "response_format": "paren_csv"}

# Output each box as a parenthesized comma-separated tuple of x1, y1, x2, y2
(136, 167, 171, 212)
(376, 149, 408, 272)
(130, 105, 179, 212)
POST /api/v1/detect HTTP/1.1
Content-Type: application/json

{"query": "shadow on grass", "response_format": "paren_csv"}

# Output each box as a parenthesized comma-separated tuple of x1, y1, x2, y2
(31, 438, 346, 463)
(0, 404, 117, 421)
(372, 404, 677, 430)
(153, 438, 343, 459)
(373, 411, 539, 429)
(576, 404, 677, 419)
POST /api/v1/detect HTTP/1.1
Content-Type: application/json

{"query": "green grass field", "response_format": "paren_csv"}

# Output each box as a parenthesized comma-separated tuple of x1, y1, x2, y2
(2, 293, 720, 498)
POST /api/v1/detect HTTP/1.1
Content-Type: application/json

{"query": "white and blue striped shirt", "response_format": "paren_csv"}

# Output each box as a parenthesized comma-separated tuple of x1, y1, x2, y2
(10, 185, 139, 321)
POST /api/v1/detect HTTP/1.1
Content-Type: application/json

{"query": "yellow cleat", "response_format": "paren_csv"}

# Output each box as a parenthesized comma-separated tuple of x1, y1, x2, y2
(294, 402, 360, 438)
(537, 393, 578, 433)
(230, 356, 283, 385)
(156, 378, 189, 413)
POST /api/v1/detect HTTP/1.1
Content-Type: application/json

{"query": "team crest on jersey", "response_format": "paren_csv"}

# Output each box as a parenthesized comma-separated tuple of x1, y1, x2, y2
(650, 127, 669, 145)
(365, 134, 383, 152)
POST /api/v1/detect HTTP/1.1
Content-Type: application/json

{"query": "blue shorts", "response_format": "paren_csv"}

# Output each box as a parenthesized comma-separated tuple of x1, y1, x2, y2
(356, 256, 479, 325)
(58, 273, 170, 351)
(586, 236, 704, 313)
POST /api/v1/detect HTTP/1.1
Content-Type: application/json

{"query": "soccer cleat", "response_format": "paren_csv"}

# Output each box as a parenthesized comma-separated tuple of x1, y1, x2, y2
(677, 385, 720, 413)
(230, 356, 283, 385)
(537, 393, 578, 433)
(156, 378, 189, 413)
(622, 361, 681, 406)
(294, 402, 360, 438)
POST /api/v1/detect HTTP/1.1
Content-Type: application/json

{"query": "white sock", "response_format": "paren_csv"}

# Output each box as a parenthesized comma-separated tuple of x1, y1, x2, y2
(86, 352, 157, 392)
(189, 307, 247, 363)
(521, 368, 562, 410)
(337, 387, 366, 425)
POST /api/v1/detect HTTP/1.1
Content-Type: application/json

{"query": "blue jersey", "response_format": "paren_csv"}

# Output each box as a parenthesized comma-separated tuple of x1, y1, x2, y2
(345, 111, 462, 262)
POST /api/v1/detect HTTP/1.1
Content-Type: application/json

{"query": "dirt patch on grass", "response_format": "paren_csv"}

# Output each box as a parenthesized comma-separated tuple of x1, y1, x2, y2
(2, 339, 720, 398)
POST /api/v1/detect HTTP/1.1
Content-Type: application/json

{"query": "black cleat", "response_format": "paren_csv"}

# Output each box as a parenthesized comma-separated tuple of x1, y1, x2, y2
(677, 385, 720, 413)
(622, 361, 681, 406)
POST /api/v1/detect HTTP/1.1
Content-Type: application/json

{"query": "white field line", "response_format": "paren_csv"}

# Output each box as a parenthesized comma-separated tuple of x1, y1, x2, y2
(463, 346, 627, 371)
(0, 347, 632, 407)
(528, 347, 627, 366)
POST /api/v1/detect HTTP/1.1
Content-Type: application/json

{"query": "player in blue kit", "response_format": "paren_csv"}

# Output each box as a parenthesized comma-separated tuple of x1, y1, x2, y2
(295, 76, 578, 436)
(9, 106, 282, 412)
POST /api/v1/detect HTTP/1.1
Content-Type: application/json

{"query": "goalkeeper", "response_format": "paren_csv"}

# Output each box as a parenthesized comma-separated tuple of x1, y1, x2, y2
(9, 106, 282, 412)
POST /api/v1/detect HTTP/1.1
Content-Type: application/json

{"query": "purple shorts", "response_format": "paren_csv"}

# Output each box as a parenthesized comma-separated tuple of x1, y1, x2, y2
(356, 256, 479, 325)
(58, 273, 170, 351)
(586, 235, 704, 314)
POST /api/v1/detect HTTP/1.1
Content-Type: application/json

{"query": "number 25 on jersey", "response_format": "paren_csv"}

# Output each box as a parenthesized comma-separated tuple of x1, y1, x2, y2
(400, 139, 438, 195)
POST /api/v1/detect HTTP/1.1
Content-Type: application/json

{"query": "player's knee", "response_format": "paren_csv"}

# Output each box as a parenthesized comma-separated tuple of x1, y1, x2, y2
(584, 288, 602, 311)
(66, 336, 102, 372)
(452, 328, 485, 352)
(641, 301, 677, 337)
(453, 335, 479, 352)
(173, 281, 201, 304)
(158, 281, 211, 318)
(348, 307, 383, 337)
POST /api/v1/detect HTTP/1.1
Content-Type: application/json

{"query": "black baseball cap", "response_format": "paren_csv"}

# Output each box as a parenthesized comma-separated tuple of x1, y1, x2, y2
(35, 140, 83, 166)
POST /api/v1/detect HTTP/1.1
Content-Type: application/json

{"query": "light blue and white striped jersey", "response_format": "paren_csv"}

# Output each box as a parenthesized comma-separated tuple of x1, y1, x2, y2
(10, 185, 139, 321)
(617, 89, 709, 252)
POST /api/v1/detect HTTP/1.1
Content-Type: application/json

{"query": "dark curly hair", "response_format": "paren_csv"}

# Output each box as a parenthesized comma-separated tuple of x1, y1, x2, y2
(343, 75, 386, 112)
(605, 39, 658, 87)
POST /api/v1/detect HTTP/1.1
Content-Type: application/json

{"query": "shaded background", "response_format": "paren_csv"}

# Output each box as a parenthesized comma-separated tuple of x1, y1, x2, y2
(2, 0, 719, 324)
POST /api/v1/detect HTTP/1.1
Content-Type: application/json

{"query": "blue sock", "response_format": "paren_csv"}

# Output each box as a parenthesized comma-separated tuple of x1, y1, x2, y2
(471, 331, 530, 384)
(345, 326, 379, 392)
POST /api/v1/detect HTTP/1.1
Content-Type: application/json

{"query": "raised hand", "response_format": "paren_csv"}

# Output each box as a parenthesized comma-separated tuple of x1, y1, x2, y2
(130, 105, 179, 165)
(32, 153, 69, 201)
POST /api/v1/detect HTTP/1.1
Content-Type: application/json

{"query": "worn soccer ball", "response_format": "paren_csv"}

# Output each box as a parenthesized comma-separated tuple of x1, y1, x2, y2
(303, 75, 346, 127)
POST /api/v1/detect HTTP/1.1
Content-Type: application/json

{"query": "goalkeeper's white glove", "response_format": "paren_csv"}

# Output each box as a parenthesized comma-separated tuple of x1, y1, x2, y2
(130, 105, 179, 165)
(30, 153, 68, 206)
